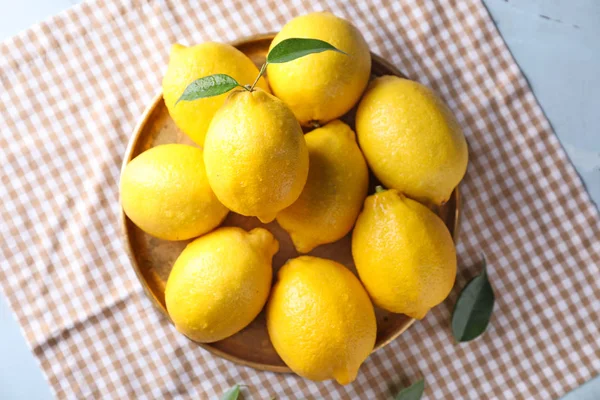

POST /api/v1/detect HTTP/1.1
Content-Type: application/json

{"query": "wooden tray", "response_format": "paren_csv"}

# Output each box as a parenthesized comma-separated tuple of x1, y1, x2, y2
(120, 33, 460, 373)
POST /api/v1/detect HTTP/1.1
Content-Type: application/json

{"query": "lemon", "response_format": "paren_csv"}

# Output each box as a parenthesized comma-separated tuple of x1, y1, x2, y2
(120, 144, 228, 241)
(356, 76, 468, 205)
(267, 12, 371, 126)
(267, 256, 376, 385)
(165, 227, 278, 343)
(204, 89, 309, 223)
(352, 188, 457, 319)
(162, 42, 270, 146)
(276, 120, 368, 253)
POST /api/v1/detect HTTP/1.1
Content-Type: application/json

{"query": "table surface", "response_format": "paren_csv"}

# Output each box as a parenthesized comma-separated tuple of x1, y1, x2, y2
(0, 0, 598, 399)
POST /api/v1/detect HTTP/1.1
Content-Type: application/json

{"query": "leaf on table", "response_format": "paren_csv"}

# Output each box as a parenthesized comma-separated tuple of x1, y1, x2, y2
(451, 256, 495, 342)
(395, 378, 425, 400)
(267, 38, 346, 64)
(220, 384, 241, 400)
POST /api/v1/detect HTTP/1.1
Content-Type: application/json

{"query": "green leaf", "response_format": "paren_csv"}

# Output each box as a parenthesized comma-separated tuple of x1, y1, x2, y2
(267, 38, 347, 64)
(451, 257, 495, 342)
(176, 74, 239, 104)
(220, 384, 241, 400)
(395, 379, 425, 400)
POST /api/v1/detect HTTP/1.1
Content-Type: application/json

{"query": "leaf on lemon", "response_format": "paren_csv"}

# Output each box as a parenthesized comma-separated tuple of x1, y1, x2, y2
(267, 38, 346, 64)
(395, 379, 425, 400)
(451, 257, 495, 342)
(176, 74, 239, 104)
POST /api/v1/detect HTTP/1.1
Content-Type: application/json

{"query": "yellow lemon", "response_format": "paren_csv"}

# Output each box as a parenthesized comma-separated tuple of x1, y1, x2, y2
(120, 144, 228, 241)
(276, 120, 368, 252)
(352, 188, 457, 319)
(267, 12, 371, 126)
(204, 89, 309, 223)
(165, 227, 278, 343)
(162, 42, 270, 146)
(267, 256, 376, 385)
(356, 76, 468, 205)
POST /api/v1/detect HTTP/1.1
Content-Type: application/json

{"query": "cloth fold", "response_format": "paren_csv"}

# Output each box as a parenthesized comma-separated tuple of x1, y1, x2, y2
(1, 0, 599, 398)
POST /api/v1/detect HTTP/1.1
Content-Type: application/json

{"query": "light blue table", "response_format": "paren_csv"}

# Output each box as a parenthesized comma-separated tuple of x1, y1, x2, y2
(0, 0, 598, 398)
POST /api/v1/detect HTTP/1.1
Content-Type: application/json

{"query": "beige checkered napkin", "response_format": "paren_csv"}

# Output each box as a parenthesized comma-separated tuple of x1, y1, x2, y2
(1, 0, 599, 398)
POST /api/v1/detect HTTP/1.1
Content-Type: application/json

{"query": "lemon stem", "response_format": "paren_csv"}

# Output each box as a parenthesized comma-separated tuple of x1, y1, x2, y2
(249, 62, 268, 91)
(375, 185, 387, 194)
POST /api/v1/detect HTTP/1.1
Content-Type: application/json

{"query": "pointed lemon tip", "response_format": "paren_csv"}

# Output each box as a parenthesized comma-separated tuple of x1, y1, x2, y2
(333, 367, 358, 385)
(438, 194, 451, 206)
(248, 228, 279, 256)
(170, 43, 187, 55)
(290, 234, 317, 254)
(406, 307, 430, 320)
(257, 214, 276, 224)
(329, 119, 357, 142)
(374, 185, 387, 194)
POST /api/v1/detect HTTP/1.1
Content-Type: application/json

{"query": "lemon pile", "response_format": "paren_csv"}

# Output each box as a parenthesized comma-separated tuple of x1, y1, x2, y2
(120, 12, 467, 385)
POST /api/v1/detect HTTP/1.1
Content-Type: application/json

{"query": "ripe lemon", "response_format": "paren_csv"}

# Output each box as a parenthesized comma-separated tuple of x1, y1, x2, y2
(165, 227, 278, 343)
(352, 188, 457, 319)
(276, 120, 368, 253)
(162, 42, 270, 146)
(267, 256, 376, 385)
(204, 89, 309, 223)
(356, 76, 468, 205)
(120, 144, 228, 241)
(267, 12, 371, 126)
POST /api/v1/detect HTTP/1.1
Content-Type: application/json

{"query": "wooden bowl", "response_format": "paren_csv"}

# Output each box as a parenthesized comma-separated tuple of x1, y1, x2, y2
(120, 33, 460, 373)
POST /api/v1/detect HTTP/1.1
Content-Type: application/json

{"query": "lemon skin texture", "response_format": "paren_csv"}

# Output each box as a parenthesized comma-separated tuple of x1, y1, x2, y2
(352, 189, 457, 319)
(203, 89, 309, 223)
(276, 120, 368, 253)
(162, 42, 270, 146)
(120, 144, 228, 241)
(267, 256, 376, 385)
(267, 12, 371, 126)
(356, 76, 468, 205)
(165, 227, 279, 343)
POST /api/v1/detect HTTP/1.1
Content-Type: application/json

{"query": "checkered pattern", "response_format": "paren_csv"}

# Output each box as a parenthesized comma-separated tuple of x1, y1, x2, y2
(1, 0, 599, 398)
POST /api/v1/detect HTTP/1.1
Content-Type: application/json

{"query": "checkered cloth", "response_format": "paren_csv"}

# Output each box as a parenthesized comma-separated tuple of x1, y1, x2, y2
(1, 0, 599, 398)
